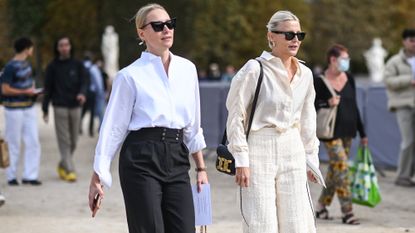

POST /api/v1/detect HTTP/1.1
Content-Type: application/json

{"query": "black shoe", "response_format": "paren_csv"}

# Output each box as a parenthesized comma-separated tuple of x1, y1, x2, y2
(22, 179, 42, 186)
(395, 178, 415, 187)
(8, 179, 19, 186)
(0, 193, 5, 207)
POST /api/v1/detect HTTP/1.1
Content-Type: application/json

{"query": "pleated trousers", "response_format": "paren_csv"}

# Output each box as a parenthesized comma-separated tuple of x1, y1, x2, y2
(119, 127, 195, 233)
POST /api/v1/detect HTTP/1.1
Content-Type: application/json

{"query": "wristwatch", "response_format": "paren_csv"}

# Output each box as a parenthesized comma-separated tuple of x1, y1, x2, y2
(195, 167, 207, 172)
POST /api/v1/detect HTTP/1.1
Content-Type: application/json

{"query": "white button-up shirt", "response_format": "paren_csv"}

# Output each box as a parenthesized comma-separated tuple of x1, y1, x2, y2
(226, 51, 319, 168)
(94, 52, 206, 188)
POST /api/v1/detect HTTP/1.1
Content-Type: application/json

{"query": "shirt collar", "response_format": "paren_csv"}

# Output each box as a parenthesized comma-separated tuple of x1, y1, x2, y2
(141, 51, 174, 62)
(259, 51, 303, 77)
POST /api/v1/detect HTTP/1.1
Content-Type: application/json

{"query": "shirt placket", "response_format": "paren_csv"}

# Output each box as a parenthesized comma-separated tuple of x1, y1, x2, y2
(155, 59, 176, 128)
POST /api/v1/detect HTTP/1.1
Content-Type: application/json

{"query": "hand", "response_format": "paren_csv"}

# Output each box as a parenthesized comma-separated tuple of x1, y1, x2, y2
(307, 170, 318, 183)
(77, 94, 86, 105)
(43, 114, 49, 123)
(235, 167, 250, 187)
(411, 80, 415, 86)
(196, 171, 208, 193)
(88, 172, 104, 217)
(24, 87, 36, 97)
(328, 95, 341, 107)
(360, 137, 368, 146)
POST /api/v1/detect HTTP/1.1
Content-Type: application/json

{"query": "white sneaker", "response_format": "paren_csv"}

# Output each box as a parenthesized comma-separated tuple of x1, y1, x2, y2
(0, 193, 5, 207)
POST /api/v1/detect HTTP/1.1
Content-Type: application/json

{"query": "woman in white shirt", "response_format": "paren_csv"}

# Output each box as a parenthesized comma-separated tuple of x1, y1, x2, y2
(226, 10, 320, 233)
(88, 4, 208, 233)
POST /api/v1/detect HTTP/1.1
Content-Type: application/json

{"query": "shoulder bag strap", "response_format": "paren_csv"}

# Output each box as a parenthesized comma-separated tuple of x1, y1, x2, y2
(221, 59, 264, 144)
(245, 59, 263, 139)
(319, 74, 337, 97)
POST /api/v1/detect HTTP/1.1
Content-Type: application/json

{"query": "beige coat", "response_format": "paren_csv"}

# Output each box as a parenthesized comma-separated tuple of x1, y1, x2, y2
(384, 49, 415, 111)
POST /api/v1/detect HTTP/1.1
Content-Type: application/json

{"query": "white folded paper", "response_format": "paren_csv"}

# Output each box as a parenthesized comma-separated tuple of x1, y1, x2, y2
(306, 159, 326, 188)
(192, 184, 212, 226)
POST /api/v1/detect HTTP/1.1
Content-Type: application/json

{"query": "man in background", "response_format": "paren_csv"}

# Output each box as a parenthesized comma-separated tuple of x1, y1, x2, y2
(42, 36, 87, 182)
(1, 37, 42, 186)
(384, 28, 415, 187)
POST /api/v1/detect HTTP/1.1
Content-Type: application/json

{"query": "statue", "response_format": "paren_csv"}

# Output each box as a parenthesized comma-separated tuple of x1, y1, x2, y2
(101, 25, 119, 80)
(364, 38, 388, 83)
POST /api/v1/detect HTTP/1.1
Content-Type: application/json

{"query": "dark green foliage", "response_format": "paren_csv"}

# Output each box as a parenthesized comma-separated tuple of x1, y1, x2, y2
(2, 0, 415, 74)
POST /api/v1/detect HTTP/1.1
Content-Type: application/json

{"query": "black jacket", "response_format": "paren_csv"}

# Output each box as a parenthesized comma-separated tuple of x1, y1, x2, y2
(314, 73, 366, 140)
(42, 58, 88, 114)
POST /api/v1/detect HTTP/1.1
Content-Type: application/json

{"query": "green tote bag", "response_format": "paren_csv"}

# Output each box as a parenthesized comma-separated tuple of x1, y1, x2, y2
(349, 146, 382, 207)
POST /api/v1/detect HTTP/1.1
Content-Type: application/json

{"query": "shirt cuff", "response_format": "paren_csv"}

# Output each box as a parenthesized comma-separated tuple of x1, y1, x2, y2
(93, 155, 113, 188)
(234, 152, 250, 167)
(306, 151, 320, 170)
(186, 130, 206, 154)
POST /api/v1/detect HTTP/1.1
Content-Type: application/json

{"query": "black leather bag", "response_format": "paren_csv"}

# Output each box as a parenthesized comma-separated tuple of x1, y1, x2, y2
(216, 59, 264, 175)
(216, 139, 236, 175)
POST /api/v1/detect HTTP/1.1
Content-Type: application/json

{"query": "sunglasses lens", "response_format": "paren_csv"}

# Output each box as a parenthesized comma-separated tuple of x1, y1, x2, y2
(297, 32, 306, 41)
(284, 32, 295, 40)
(166, 19, 176, 29)
(150, 22, 164, 32)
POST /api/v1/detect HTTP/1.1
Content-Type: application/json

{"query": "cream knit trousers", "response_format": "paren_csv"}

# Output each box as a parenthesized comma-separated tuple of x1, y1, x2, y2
(241, 128, 316, 233)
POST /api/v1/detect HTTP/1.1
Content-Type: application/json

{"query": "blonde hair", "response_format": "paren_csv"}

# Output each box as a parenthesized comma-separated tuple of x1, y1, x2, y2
(266, 10, 300, 49)
(266, 10, 299, 31)
(134, 3, 166, 29)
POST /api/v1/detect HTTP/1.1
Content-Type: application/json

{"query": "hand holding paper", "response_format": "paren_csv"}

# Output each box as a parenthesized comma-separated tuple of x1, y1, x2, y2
(306, 158, 326, 188)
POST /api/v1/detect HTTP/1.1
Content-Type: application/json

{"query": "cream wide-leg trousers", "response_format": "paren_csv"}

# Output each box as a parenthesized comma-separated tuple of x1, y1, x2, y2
(241, 127, 316, 233)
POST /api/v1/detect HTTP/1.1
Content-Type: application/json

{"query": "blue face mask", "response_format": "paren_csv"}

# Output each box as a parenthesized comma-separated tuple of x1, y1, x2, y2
(337, 58, 350, 72)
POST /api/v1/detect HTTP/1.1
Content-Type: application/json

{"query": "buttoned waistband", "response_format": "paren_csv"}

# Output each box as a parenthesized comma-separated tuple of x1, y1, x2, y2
(127, 127, 184, 143)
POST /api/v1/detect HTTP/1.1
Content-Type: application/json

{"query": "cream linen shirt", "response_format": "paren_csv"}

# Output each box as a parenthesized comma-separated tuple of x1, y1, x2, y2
(226, 51, 319, 168)
(93, 52, 206, 188)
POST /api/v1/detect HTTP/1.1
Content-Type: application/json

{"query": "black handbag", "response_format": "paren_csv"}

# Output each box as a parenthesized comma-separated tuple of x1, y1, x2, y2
(216, 59, 264, 175)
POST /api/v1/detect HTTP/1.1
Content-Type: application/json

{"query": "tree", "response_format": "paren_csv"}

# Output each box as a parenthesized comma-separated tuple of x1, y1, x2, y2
(41, 0, 100, 62)
(0, 0, 12, 67)
(307, 0, 415, 72)
(6, 0, 49, 77)
(189, 0, 311, 71)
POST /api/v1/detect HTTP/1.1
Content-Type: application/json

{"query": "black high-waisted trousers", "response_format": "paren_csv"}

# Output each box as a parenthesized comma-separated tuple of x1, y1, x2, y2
(119, 127, 195, 233)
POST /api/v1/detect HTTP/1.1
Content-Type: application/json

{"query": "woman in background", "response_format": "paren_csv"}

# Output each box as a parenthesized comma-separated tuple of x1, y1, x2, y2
(314, 44, 368, 225)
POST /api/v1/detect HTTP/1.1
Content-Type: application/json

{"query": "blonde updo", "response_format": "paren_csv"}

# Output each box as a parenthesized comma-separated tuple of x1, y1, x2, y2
(266, 10, 300, 49)
(134, 3, 166, 29)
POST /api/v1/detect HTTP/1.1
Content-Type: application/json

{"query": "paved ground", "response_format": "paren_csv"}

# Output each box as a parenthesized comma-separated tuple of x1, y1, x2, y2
(0, 104, 414, 233)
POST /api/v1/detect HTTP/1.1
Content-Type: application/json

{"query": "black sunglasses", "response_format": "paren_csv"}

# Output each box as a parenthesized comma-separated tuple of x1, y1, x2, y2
(271, 31, 306, 41)
(141, 18, 176, 32)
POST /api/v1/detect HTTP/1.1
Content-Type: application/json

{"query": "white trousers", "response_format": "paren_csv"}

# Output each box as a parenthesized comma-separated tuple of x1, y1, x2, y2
(5, 106, 41, 181)
(241, 128, 315, 233)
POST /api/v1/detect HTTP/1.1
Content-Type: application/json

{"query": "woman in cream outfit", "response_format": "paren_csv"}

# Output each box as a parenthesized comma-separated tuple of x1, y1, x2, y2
(226, 10, 320, 233)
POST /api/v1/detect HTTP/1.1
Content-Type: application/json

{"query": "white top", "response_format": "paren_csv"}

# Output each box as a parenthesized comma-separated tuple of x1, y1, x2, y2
(407, 56, 415, 80)
(93, 51, 206, 188)
(226, 51, 319, 168)
(84, 60, 104, 94)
